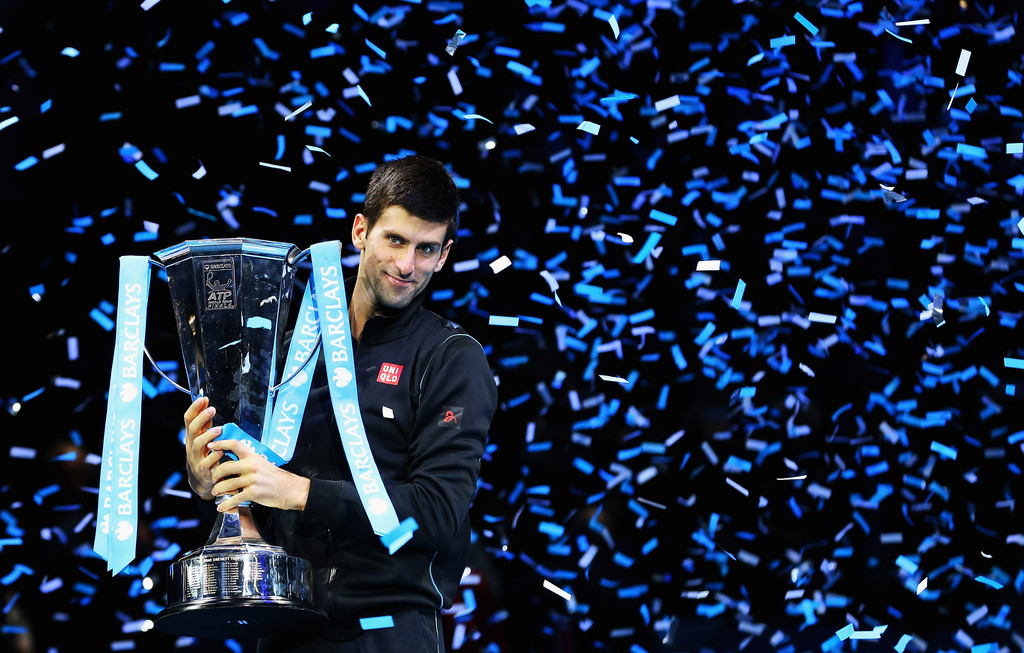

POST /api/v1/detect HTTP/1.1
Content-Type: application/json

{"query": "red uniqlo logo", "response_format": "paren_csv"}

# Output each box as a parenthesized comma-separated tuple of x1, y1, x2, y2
(377, 362, 403, 385)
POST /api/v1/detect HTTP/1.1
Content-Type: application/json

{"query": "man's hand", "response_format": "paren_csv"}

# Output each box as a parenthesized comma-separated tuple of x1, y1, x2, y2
(208, 439, 311, 513)
(183, 396, 223, 500)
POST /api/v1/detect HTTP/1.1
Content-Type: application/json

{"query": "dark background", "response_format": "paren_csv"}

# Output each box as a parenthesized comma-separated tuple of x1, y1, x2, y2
(2, 1, 1024, 651)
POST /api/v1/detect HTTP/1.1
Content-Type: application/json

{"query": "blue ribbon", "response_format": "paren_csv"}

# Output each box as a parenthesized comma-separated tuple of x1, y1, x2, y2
(216, 423, 286, 466)
(261, 275, 321, 462)
(93, 255, 151, 575)
(309, 241, 400, 537)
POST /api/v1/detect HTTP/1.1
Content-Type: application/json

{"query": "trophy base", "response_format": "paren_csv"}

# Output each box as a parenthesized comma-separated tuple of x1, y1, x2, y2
(155, 540, 327, 639)
(155, 597, 328, 639)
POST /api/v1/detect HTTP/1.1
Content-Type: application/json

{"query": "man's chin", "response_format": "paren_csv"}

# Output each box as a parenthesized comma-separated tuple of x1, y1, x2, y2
(377, 291, 416, 314)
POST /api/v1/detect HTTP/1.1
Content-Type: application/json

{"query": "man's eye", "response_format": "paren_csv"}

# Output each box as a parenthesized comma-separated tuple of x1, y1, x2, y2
(419, 246, 435, 254)
(388, 235, 402, 244)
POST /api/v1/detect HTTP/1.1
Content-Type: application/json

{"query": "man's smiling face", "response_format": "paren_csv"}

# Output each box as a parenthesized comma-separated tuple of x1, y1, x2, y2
(352, 205, 452, 315)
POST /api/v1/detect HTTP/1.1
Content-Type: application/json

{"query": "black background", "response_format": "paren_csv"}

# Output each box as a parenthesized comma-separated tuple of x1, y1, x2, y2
(2, 1, 1024, 652)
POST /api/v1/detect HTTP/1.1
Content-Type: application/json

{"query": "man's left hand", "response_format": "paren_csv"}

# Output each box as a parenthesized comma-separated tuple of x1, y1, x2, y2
(208, 439, 311, 513)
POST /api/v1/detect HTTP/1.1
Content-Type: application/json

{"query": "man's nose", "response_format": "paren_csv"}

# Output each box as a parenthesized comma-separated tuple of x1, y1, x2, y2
(394, 248, 416, 276)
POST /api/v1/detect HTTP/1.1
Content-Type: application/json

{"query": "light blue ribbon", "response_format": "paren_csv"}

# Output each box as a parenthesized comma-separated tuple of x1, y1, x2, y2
(309, 241, 400, 537)
(261, 274, 321, 462)
(93, 255, 150, 575)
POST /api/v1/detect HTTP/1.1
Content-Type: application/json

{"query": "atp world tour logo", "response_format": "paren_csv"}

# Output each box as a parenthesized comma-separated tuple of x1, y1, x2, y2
(203, 258, 236, 311)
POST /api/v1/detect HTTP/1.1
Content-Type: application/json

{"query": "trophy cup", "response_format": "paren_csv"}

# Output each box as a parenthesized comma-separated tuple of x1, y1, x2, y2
(149, 238, 327, 639)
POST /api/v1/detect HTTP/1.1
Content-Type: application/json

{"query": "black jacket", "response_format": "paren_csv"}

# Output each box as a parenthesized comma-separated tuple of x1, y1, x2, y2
(258, 278, 497, 638)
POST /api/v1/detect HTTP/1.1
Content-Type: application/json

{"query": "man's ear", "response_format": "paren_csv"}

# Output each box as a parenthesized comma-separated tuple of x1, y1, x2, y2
(434, 239, 453, 273)
(351, 213, 368, 251)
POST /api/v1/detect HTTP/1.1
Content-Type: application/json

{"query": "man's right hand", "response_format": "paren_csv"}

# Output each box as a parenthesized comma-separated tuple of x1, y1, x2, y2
(184, 396, 224, 500)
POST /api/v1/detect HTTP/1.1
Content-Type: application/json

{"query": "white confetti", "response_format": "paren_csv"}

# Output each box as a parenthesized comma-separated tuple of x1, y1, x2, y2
(655, 95, 681, 112)
(9, 446, 36, 459)
(284, 100, 313, 121)
(725, 477, 749, 497)
(542, 580, 572, 601)
(259, 162, 292, 172)
(539, 270, 560, 292)
(807, 312, 837, 324)
(955, 48, 971, 76)
(447, 67, 463, 95)
(489, 255, 512, 273)
(42, 143, 65, 159)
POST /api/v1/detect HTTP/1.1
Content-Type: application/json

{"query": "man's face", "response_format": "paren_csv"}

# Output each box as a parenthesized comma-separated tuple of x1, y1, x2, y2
(352, 205, 452, 314)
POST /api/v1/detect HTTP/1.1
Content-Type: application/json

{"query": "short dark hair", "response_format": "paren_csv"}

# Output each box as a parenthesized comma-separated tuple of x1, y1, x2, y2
(362, 155, 460, 245)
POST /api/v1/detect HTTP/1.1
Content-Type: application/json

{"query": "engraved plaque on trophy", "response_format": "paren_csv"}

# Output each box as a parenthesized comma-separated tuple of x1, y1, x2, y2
(150, 238, 327, 639)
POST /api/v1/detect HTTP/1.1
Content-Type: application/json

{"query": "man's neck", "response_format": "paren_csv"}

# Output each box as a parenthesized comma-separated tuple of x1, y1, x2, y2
(348, 282, 372, 343)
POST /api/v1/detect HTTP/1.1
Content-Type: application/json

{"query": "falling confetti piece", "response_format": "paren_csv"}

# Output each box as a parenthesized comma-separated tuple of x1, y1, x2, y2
(489, 256, 512, 273)
(446, 29, 467, 55)
(259, 161, 291, 172)
(284, 100, 313, 121)
(955, 49, 972, 76)
(542, 580, 572, 601)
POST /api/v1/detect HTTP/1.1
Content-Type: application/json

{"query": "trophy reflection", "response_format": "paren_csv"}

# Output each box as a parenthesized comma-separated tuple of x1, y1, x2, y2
(150, 238, 326, 638)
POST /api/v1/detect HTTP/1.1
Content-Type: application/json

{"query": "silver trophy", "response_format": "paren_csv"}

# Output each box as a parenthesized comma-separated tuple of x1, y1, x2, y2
(149, 238, 327, 639)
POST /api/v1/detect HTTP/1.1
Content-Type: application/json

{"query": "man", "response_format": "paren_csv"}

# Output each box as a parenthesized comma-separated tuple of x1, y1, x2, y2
(181, 155, 498, 652)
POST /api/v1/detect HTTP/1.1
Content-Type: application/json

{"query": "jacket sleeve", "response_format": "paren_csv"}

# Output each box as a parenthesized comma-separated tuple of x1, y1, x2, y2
(301, 334, 497, 551)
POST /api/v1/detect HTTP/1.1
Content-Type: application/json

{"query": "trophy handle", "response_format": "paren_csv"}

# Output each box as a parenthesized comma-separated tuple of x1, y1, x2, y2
(267, 245, 323, 394)
(142, 258, 192, 395)
(143, 345, 192, 395)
